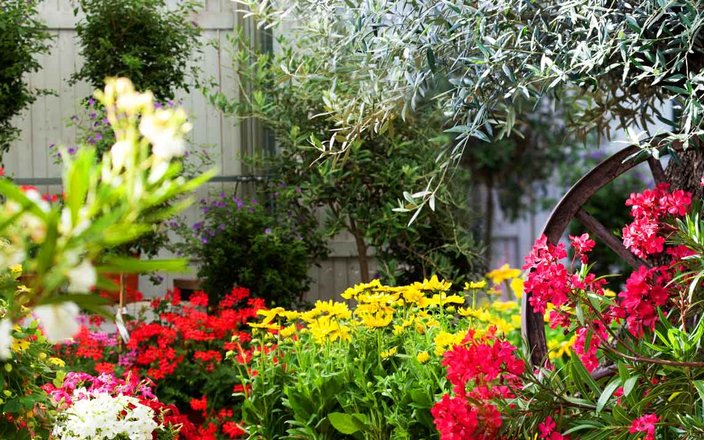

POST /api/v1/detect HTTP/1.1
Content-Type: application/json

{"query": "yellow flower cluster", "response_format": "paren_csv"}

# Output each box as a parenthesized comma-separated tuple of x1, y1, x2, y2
(248, 267, 553, 362)
(458, 300, 522, 336)
(548, 335, 576, 360)
(433, 331, 466, 356)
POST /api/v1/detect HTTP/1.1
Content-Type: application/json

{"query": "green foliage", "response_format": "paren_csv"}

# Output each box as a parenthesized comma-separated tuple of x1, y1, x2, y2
(0, 291, 65, 439)
(239, 0, 704, 208)
(0, 0, 50, 159)
(212, 31, 483, 285)
(72, 0, 202, 100)
(173, 191, 328, 307)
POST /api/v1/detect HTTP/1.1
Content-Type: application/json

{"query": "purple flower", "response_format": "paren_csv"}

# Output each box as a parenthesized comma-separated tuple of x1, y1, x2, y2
(264, 228, 272, 235)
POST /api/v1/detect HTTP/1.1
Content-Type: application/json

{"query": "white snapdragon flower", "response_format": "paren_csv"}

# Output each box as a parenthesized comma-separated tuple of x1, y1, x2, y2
(33, 302, 80, 343)
(67, 260, 97, 293)
(0, 319, 13, 360)
(116, 90, 153, 114)
(139, 108, 190, 161)
(59, 207, 90, 236)
(109, 140, 133, 170)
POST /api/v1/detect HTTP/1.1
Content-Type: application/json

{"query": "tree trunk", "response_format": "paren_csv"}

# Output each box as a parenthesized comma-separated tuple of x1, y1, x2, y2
(663, 147, 704, 198)
(484, 178, 495, 263)
(350, 225, 371, 283)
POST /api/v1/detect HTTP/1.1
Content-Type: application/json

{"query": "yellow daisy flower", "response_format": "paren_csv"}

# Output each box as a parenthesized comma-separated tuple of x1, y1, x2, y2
(486, 264, 522, 285)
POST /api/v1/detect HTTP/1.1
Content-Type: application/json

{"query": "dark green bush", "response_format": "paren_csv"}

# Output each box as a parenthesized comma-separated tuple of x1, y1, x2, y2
(0, 0, 50, 158)
(72, 0, 201, 100)
(183, 192, 328, 307)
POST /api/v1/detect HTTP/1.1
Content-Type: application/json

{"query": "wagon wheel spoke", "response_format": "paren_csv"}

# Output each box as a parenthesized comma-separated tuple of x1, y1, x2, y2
(647, 156, 667, 185)
(575, 208, 647, 269)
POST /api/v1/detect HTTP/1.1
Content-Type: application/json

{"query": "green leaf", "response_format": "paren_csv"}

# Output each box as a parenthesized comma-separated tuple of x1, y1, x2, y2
(427, 47, 436, 72)
(409, 388, 432, 408)
(65, 148, 94, 227)
(597, 378, 622, 413)
(328, 412, 368, 435)
(623, 375, 639, 398)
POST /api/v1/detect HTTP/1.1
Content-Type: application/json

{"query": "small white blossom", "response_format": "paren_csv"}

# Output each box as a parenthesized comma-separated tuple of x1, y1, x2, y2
(139, 108, 189, 161)
(116, 90, 153, 114)
(109, 140, 133, 170)
(52, 391, 158, 440)
(67, 260, 97, 293)
(33, 302, 80, 343)
(59, 208, 90, 236)
(0, 319, 13, 360)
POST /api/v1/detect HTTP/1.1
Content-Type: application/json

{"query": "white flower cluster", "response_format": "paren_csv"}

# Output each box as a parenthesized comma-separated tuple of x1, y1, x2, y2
(52, 390, 158, 440)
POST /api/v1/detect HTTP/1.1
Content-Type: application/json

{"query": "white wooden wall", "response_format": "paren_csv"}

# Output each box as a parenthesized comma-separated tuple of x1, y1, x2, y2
(5, 0, 368, 302)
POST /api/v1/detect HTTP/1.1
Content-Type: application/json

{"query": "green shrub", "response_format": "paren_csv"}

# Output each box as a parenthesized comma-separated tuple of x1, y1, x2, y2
(176, 191, 328, 307)
(0, 0, 50, 158)
(72, 0, 201, 100)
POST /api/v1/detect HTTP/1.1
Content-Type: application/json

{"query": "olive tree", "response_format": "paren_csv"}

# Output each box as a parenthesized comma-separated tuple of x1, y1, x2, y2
(239, 0, 704, 200)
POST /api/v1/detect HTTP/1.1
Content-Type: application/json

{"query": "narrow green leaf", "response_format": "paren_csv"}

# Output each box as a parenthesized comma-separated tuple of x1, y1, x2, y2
(597, 378, 622, 413)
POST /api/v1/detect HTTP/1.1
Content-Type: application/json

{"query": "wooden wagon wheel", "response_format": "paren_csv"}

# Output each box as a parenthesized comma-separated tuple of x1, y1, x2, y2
(521, 140, 687, 367)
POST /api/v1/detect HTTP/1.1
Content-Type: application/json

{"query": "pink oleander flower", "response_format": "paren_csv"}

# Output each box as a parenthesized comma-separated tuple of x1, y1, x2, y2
(538, 416, 570, 440)
(569, 233, 595, 264)
(629, 413, 659, 440)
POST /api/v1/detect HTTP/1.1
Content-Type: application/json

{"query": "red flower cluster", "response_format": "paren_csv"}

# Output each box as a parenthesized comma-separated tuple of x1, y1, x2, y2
(523, 235, 605, 324)
(523, 184, 693, 372)
(538, 416, 570, 440)
(573, 320, 609, 372)
(629, 413, 659, 440)
(622, 183, 691, 259)
(432, 328, 524, 440)
(569, 233, 595, 264)
(53, 286, 264, 440)
(523, 235, 570, 314)
(613, 265, 672, 336)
